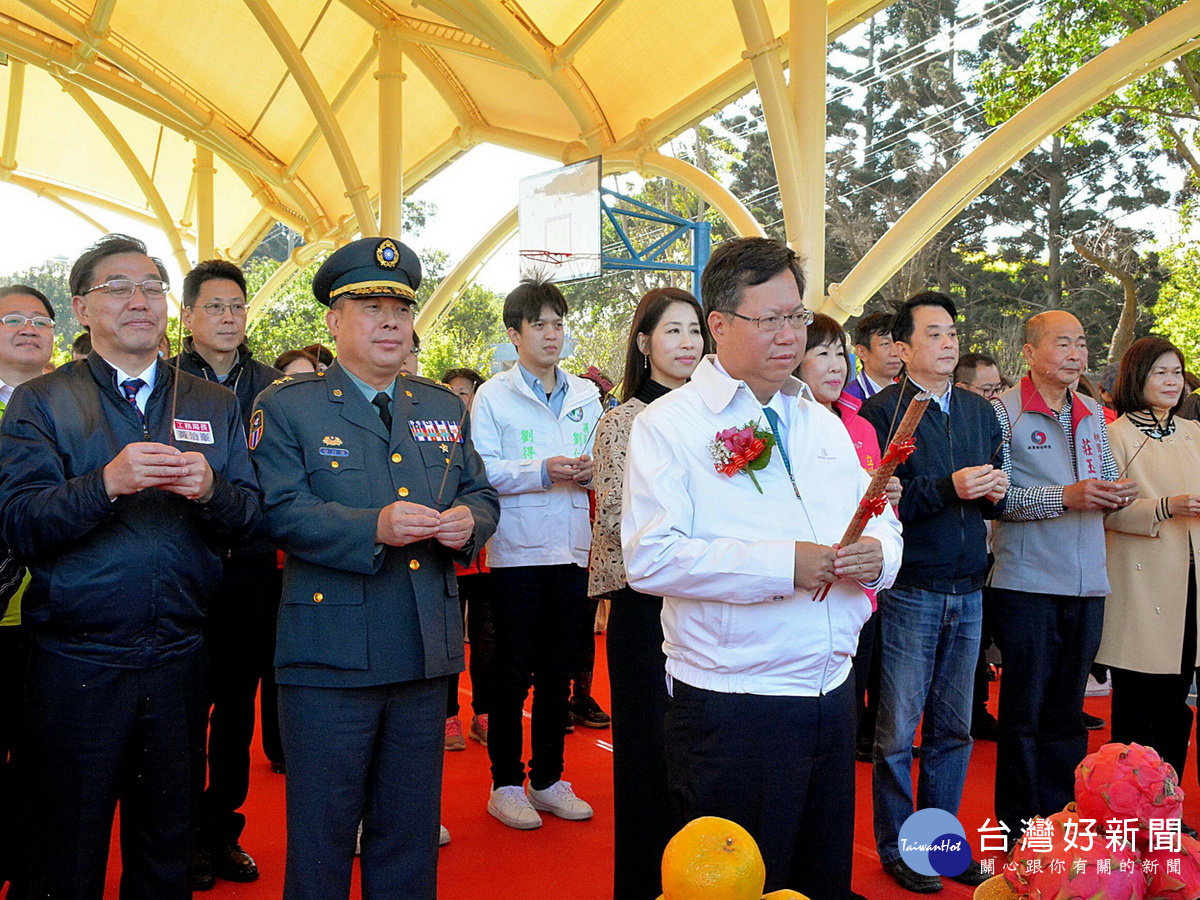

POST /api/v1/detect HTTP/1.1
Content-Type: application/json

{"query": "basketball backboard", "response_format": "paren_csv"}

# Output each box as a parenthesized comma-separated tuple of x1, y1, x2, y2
(518, 157, 602, 282)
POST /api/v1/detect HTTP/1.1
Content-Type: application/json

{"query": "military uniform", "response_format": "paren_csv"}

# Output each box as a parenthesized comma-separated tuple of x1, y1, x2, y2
(249, 237, 499, 900)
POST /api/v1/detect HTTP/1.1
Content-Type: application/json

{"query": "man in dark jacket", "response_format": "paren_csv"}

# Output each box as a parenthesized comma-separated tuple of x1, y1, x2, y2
(860, 291, 1007, 894)
(172, 259, 282, 887)
(0, 234, 261, 900)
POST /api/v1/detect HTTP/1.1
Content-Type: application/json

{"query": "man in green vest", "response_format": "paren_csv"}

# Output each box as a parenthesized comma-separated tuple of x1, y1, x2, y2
(0, 283, 56, 898)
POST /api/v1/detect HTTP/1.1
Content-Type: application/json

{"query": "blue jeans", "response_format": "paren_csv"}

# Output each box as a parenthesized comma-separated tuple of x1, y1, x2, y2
(873, 585, 981, 864)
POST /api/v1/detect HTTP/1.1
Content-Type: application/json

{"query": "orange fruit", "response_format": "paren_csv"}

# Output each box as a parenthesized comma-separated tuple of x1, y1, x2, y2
(661, 816, 767, 900)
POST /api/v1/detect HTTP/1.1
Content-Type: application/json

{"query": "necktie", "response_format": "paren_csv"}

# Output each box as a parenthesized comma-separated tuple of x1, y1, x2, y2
(121, 378, 146, 419)
(762, 406, 792, 479)
(372, 391, 393, 432)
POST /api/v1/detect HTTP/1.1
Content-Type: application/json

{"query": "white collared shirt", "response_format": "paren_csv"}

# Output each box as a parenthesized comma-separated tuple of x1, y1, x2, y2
(621, 355, 903, 697)
(112, 361, 157, 414)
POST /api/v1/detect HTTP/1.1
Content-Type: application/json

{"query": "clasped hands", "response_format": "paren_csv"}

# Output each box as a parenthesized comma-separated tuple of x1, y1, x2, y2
(794, 538, 884, 592)
(376, 501, 475, 549)
(103, 442, 214, 503)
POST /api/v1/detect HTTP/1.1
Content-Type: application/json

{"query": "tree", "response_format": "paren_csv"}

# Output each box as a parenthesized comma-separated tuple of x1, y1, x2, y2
(1152, 243, 1200, 367)
(0, 259, 76, 360)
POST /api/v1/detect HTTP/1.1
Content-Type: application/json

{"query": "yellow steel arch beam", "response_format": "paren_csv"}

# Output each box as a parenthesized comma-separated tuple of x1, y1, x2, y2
(229, 209, 277, 265)
(7, 171, 161, 228)
(246, 239, 335, 331)
(424, 0, 613, 150)
(243, 0, 377, 238)
(1, 57, 24, 173)
(286, 45, 379, 180)
(59, 81, 193, 279)
(417, 152, 765, 331)
(335, 1, 518, 68)
(825, 0, 1200, 321)
(557, 0, 628, 64)
(0, 10, 327, 231)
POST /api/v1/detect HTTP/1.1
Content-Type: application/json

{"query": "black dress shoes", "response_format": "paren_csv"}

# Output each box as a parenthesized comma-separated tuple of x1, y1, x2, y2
(883, 858, 942, 893)
(948, 860, 990, 887)
(211, 843, 260, 883)
(190, 852, 215, 892)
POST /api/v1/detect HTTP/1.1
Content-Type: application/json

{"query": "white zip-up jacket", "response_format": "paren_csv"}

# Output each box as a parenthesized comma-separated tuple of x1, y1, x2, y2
(622, 356, 902, 696)
(472, 364, 602, 568)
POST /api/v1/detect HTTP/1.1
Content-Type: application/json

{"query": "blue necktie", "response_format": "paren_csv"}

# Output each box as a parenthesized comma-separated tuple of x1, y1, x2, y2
(120, 378, 145, 420)
(762, 406, 792, 479)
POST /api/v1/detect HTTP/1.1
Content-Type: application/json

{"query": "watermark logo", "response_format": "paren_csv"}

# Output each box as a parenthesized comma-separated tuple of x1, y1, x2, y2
(898, 808, 972, 877)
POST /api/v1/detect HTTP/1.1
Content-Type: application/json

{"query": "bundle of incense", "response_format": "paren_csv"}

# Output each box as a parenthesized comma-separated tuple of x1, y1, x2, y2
(814, 390, 932, 602)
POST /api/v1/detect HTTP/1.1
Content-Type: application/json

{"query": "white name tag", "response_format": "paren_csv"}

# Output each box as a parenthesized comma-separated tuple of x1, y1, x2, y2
(173, 419, 215, 444)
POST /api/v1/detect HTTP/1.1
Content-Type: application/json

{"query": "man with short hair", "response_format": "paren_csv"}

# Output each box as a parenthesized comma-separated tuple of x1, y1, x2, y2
(0, 284, 56, 898)
(471, 277, 602, 830)
(846, 310, 902, 401)
(0, 234, 261, 899)
(250, 237, 498, 900)
(622, 237, 902, 899)
(990, 310, 1138, 833)
(173, 259, 283, 887)
(860, 292, 1006, 893)
(955, 352, 1004, 401)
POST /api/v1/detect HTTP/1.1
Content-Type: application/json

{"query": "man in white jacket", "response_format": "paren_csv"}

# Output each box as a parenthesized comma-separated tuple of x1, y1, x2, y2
(471, 277, 602, 830)
(622, 238, 902, 900)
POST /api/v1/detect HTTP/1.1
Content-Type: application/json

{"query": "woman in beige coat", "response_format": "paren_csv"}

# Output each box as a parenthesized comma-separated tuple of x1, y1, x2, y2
(1097, 335, 1200, 780)
(589, 286, 707, 900)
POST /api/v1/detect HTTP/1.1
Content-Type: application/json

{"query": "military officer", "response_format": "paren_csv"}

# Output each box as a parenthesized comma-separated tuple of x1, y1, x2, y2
(249, 237, 499, 900)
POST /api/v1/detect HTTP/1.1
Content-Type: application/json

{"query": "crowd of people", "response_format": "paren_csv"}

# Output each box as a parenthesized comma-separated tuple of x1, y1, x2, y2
(0, 231, 1196, 900)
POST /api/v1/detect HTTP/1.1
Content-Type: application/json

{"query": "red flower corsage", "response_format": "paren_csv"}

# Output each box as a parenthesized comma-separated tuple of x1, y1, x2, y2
(709, 420, 776, 493)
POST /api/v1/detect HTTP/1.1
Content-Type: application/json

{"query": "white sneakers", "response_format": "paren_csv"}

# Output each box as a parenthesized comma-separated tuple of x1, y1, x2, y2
(488, 785, 543, 829)
(488, 781, 594, 829)
(527, 780, 594, 821)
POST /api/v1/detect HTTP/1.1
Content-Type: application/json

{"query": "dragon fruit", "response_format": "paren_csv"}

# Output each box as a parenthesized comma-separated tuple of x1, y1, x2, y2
(1003, 835, 1146, 900)
(1144, 833, 1200, 900)
(1075, 743, 1184, 833)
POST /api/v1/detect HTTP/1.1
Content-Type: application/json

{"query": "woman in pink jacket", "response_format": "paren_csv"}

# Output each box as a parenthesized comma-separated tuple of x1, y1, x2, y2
(796, 312, 900, 763)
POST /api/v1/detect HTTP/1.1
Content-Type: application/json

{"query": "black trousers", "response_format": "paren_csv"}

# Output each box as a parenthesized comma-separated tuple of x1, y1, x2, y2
(1109, 569, 1198, 781)
(572, 595, 601, 694)
(198, 553, 282, 848)
(445, 572, 496, 718)
(665, 677, 856, 900)
(972, 587, 996, 718)
(607, 586, 676, 900)
(0, 625, 27, 896)
(487, 564, 587, 789)
(24, 644, 208, 900)
(279, 677, 445, 900)
(852, 609, 878, 748)
(990, 588, 1103, 832)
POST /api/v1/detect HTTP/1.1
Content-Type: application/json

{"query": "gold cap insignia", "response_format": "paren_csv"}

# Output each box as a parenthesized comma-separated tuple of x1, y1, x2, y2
(376, 239, 400, 269)
(322, 436, 344, 446)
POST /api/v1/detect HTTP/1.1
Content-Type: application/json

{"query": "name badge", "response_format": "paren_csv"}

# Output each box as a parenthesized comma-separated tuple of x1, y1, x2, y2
(173, 419, 214, 444)
(318, 447, 350, 457)
(409, 420, 463, 443)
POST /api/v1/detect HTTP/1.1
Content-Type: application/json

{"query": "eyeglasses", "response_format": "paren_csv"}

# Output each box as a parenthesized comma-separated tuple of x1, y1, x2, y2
(84, 279, 169, 300)
(0, 314, 54, 331)
(727, 309, 814, 332)
(194, 301, 248, 317)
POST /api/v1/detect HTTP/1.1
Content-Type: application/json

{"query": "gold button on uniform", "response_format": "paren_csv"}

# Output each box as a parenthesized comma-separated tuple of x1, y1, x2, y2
(409, 559, 420, 570)
(405, 390, 413, 398)
(391, 453, 402, 463)
(398, 487, 409, 497)
(313, 592, 323, 603)
(333, 389, 343, 396)
(331, 461, 339, 469)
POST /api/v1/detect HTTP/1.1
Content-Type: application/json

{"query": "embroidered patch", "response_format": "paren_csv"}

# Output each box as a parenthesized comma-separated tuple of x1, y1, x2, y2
(408, 420, 463, 443)
(174, 419, 214, 445)
(248, 410, 264, 451)
(318, 447, 350, 458)
(567, 407, 584, 422)
(376, 239, 399, 269)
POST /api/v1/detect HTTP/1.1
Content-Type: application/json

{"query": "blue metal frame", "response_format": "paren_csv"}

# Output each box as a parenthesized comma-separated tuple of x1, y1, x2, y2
(600, 187, 711, 300)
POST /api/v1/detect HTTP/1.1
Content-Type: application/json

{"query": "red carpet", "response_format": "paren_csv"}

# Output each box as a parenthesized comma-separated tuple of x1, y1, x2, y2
(92, 643, 1200, 899)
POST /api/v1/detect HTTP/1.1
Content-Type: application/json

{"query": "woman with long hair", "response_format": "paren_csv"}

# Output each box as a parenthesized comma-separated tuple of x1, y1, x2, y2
(589, 286, 709, 900)
(1097, 336, 1200, 781)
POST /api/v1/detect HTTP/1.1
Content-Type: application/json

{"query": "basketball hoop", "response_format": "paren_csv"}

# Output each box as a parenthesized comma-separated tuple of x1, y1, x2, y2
(518, 158, 603, 283)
